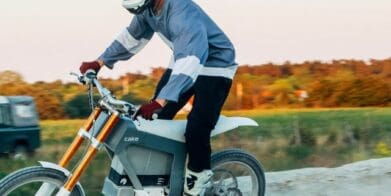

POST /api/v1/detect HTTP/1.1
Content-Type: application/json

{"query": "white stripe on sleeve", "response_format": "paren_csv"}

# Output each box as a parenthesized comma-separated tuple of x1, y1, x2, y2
(171, 56, 203, 81)
(116, 28, 149, 54)
(199, 66, 237, 79)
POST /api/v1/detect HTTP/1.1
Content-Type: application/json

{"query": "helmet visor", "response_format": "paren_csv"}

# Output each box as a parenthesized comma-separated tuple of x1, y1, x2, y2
(122, 0, 145, 9)
(122, 0, 151, 14)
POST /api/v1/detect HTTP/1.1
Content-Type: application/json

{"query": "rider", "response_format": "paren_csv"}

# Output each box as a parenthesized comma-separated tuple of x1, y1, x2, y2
(79, 0, 237, 194)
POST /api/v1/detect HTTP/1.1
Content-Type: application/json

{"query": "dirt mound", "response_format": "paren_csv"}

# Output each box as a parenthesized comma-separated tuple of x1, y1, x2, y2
(266, 158, 391, 196)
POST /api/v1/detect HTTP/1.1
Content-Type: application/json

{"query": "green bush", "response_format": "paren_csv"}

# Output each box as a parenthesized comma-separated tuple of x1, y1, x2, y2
(286, 145, 313, 160)
(300, 128, 317, 146)
(121, 92, 145, 105)
(326, 131, 338, 144)
(290, 128, 317, 147)
(63, 94, 99, 118)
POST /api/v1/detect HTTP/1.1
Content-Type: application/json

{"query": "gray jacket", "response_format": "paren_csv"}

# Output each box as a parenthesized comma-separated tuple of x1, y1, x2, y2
(100, 0, 237, 102)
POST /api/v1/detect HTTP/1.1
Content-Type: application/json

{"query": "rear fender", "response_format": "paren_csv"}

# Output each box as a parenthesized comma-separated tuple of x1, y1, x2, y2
(210, 116, 259, 138)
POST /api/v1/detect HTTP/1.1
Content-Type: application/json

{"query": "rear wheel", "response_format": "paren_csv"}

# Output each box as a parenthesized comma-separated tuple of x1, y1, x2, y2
(0, 166, 84, 196)
(205, 149, 266, 196)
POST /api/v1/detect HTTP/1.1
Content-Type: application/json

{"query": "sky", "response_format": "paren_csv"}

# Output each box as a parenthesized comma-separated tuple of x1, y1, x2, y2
(0, 0, 390, 82)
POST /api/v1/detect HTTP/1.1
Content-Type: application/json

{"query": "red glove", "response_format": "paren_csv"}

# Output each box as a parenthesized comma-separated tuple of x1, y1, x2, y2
(134, 100, 163, 120)
(79, 61, 101, 74)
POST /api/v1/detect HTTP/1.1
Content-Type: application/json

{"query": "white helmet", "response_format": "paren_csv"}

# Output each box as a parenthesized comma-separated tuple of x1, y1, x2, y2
(122, 0, 154, 14)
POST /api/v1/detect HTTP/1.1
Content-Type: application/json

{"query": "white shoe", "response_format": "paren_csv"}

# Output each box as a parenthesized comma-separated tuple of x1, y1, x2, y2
(184, 168, 213, 196)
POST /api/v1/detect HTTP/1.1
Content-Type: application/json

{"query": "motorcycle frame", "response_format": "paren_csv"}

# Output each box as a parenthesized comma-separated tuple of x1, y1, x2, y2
(56, 106, 187, 196)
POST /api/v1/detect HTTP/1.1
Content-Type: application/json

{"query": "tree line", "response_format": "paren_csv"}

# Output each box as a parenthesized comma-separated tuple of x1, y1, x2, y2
(1, 58, 390, 119)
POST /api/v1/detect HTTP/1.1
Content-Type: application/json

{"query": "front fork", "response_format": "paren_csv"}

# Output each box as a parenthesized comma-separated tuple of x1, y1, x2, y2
(58, 107, 102, 167)
(41, 107, 120, 196)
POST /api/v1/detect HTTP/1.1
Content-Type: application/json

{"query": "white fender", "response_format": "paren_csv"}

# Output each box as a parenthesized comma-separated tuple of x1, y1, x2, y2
(211, 116, 259, 137)
(37, 161, 86, 196)
(135, 115, 259, 142)
(39, 161, 71, 176)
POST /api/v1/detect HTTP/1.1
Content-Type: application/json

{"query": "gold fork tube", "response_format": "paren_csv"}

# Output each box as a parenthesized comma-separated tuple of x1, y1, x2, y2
(58, 107, 102, 167)
(63, 112, 119, 191)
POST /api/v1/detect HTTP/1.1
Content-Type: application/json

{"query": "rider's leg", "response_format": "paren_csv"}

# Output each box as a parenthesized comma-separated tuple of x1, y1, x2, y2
(184, 76, 232, 195)
(185, 76, 231, 171)
(153, 68, 194, 119)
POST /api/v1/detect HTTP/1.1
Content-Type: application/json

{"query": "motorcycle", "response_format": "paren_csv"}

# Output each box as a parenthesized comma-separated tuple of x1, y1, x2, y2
(0, 71, 265, 196)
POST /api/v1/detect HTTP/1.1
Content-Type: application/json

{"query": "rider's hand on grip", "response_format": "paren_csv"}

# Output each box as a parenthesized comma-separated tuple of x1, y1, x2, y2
(133, 100, 163, 121)
(79, 61, 101, 75)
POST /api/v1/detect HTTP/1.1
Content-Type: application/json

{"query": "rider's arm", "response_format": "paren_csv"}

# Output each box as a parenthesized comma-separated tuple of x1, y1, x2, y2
(156, 16, 208, 102)
(98, 15, 154, 68)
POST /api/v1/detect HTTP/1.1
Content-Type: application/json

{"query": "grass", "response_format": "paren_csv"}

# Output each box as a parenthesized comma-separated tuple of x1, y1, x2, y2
(223, 107, 391, 137)
(0, 120, 110, 195)
(215, 107, 391, 170)
(1, 107, 391, 194)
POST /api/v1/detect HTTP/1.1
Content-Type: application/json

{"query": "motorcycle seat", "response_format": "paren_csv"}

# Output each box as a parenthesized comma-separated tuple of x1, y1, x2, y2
(134, 115, 258, 143)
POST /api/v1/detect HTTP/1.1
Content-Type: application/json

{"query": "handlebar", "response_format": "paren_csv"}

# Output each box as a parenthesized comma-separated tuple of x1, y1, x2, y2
(70, 71, 137, 115)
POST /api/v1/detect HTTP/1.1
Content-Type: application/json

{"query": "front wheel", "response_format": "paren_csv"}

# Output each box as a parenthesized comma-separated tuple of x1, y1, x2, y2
(205, 149, 266, 196)
(0, 166, 85, 196)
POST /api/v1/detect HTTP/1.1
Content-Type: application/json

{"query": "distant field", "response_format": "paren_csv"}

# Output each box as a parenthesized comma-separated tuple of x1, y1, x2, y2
(1, 107, 390, 195)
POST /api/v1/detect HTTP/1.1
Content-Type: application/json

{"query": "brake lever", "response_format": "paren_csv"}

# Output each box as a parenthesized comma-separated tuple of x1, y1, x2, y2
(131, 106, 140, 121)
(70, 72, 85, 84)
(70, 72, 80, 79)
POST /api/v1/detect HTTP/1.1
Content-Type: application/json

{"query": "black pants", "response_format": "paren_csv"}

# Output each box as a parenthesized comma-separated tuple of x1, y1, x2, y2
(154, 69, 232, 172)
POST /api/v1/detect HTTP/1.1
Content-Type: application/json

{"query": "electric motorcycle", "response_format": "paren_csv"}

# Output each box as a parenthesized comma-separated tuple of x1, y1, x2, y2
(0, 72, 265, 196)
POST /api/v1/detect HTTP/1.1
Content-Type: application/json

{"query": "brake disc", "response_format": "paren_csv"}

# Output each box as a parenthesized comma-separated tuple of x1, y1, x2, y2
(226, 188, 243, 196)
(204, 169, 239, 196)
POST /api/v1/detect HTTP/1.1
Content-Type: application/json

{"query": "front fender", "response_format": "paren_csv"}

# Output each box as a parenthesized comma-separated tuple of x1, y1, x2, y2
(38, 161, 86, 196)
(39, 161, 71, 176)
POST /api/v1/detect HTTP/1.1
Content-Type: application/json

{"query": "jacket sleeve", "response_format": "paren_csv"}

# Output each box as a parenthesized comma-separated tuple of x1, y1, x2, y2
(156, 19, 208, 102)
(99, 15, 154, 68)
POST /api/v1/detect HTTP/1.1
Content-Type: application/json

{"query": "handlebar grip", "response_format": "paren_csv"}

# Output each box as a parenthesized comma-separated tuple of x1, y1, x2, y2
(85, 70, 97, 79)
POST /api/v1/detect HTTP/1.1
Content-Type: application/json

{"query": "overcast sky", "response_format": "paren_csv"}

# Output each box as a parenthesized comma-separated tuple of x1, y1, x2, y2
(1, 0, 390, 82)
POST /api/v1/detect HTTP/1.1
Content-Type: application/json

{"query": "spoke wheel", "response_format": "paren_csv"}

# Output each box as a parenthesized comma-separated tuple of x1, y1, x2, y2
(0, 166, 84, 196)
(204, 149, 266, 196)
(226, 188, 243, 196)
